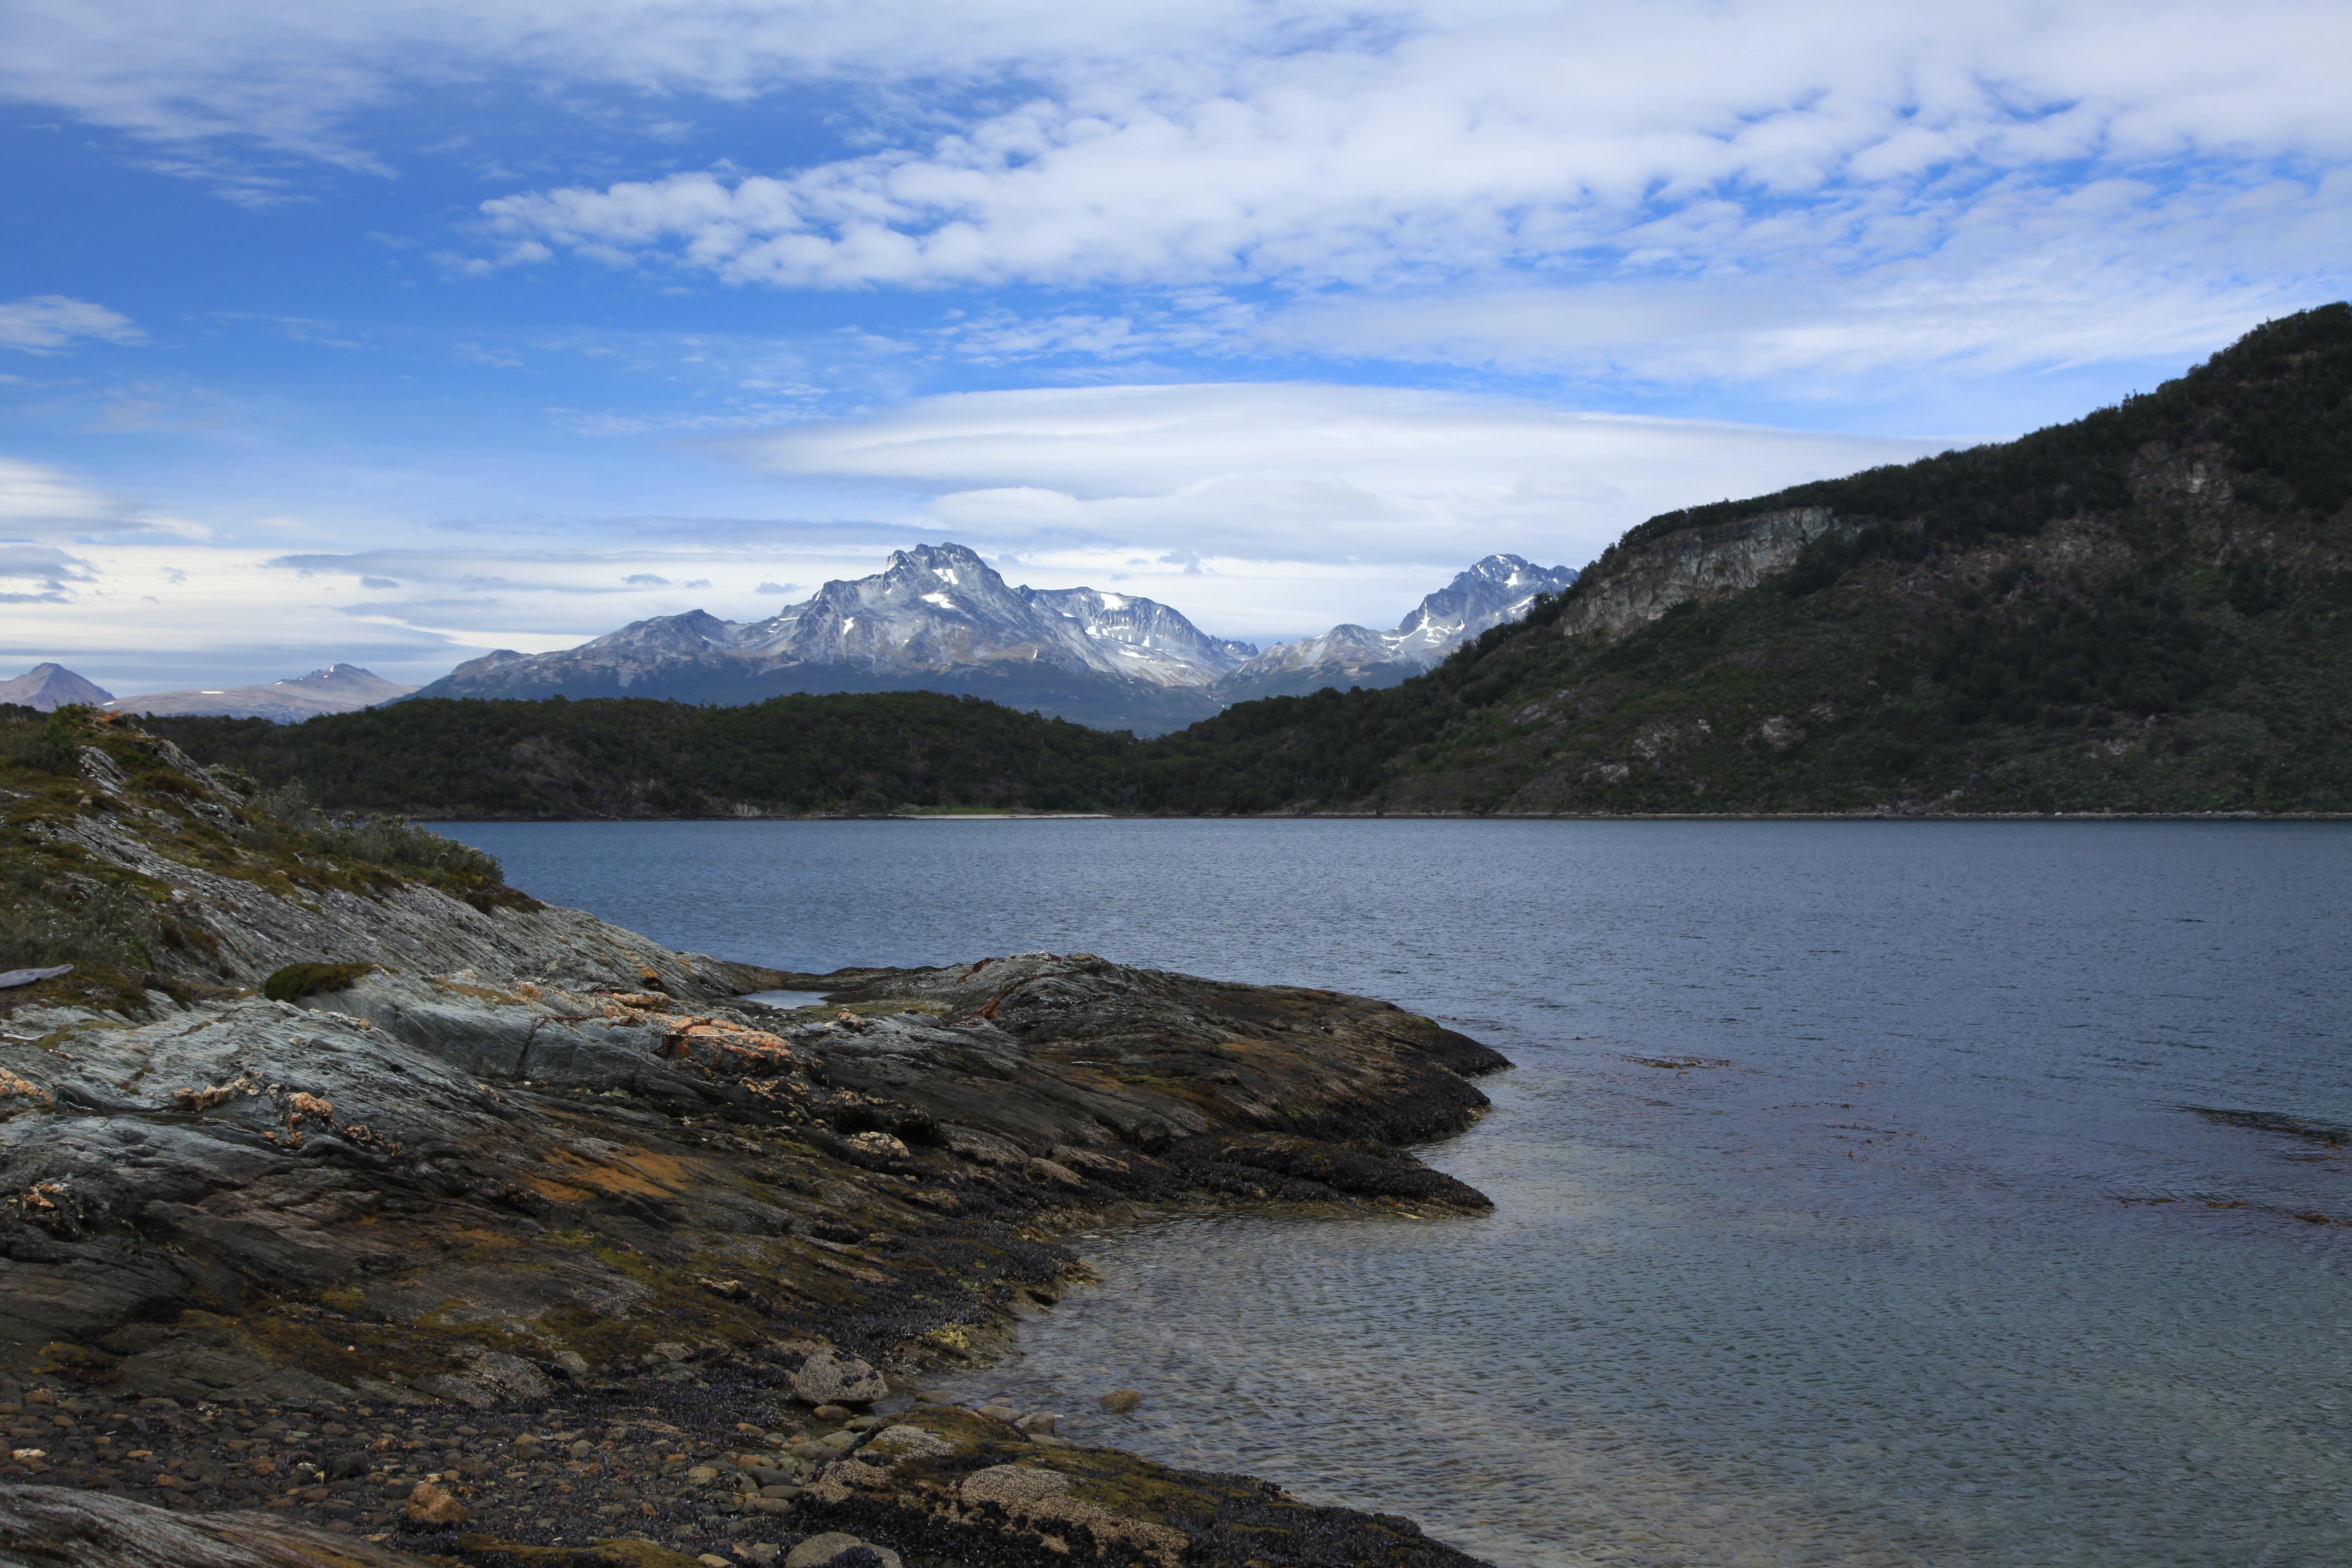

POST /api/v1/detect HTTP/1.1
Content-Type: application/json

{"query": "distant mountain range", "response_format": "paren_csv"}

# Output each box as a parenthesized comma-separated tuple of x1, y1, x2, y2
(105, 664, 417, 723)
(1, 662, 413, 722)
(153, 303, 2352, 819)
(410, 543, 1577, 733)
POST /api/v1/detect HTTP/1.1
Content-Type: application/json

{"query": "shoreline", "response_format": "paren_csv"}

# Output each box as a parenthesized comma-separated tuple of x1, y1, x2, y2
(0, 960, 1506, 1568)
(0, 717, 1511, 1567)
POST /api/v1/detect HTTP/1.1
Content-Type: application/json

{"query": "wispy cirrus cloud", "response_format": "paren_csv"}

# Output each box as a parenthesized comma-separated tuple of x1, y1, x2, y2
(726, 381, 1942, 569)
(0, 456, 204, 543)
(0, 543, 97, 603)
(0, 296, 144, 353)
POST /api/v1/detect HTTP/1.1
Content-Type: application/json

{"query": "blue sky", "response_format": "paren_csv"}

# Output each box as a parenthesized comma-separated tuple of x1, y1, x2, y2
(3, 0, 2348, 694)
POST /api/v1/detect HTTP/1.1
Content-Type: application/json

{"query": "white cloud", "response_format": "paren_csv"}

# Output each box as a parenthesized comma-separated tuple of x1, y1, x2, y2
(729, 381, 1940, 575)
(0, 456, 204, 543)
(0, 295, 144, 353)
(5, 4, 2344, 379)
(0, 544, 96, 603)
(458, 4, 2352, 298)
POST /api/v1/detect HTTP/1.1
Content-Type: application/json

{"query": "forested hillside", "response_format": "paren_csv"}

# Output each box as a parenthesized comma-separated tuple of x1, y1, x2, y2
(147, 304, 2352, 817)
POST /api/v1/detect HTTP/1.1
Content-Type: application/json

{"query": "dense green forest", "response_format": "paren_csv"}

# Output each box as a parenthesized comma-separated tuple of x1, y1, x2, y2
(150, 305, 2352, 817)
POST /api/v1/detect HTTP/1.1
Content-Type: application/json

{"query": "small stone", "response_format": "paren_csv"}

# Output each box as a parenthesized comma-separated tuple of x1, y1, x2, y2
(1015, 1412, 1057, 1436)
(699, 1556, 732, 1567)
(1099, 1389, 1143, 1413)
(812, 1405, 850, 1422)
(974, 1404, 1020, 1424)
(404, 1481, 467, 1526)
(913, 1390, 955, 1404)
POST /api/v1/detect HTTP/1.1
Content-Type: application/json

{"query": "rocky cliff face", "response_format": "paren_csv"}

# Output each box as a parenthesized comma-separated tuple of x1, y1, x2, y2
(0, 716, 1505, 1565)
(1555, 508, 1842, 642)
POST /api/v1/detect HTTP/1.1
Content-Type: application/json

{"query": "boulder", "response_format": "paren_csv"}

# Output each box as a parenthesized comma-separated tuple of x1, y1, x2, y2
(783, 1532, 902, 1568)
(788, 1348, 887, 1406)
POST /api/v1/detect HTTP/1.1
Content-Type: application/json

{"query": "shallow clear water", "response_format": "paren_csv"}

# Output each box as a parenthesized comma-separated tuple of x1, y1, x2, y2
(437, 818, 2352, 1566)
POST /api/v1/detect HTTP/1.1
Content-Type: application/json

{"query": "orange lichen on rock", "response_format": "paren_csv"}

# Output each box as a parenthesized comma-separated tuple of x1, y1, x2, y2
(658, 1017, 802, 1078)
(0, 1069, 51, 1109)
(283, 1091, 333, 1125)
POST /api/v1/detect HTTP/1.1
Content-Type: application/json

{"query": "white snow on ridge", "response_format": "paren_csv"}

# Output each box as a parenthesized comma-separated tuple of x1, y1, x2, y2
(417, 543, 1573, 717)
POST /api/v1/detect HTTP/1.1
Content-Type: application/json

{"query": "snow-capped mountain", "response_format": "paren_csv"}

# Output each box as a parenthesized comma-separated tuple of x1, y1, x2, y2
(106, 664, 415, 723)
(0, 663, 114, 711)
(412, 544, 1258, 732)
(1217, 554, 1577, 701)
(720, 544, 1256, 686)
(407, 543, 1573, 733)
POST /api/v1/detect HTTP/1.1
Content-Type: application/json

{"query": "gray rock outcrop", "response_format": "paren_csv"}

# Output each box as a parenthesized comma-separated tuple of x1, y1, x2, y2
(1557, 507, 1843, 641)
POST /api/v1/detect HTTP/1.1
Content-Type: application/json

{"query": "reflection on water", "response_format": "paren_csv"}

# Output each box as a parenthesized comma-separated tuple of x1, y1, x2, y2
(440, 818, 2352, 1566)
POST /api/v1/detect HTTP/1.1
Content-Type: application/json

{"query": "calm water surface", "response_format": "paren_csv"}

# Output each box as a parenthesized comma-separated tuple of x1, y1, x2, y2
(436, 819, 2352, 1567)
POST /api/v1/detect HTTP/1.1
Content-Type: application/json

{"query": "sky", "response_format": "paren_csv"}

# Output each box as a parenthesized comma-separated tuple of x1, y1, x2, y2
(3, 0, 2348, 694)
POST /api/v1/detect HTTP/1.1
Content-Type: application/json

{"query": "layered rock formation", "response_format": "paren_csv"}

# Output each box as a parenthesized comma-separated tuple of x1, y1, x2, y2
(0, 712, 1507, 1565)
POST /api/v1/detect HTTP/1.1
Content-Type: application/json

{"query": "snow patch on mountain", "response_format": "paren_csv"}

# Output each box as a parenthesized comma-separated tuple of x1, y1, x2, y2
(1224, 554, 1576, 692)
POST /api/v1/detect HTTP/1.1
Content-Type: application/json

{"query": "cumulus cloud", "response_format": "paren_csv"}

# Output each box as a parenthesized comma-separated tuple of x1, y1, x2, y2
(4, 3, 2344, 378)
(0, 296, 144, 353)
(458, 4, 2352, 308)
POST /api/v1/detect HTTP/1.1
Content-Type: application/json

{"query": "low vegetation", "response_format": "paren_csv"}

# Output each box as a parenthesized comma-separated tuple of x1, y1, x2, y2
(0, 704, 512, 992)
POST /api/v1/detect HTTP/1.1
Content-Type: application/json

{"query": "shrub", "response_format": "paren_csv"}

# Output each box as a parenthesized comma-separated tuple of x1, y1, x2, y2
(0, 868, 159, 972)
(260, 962, 377, 1002)
(29, 718, 80, 776)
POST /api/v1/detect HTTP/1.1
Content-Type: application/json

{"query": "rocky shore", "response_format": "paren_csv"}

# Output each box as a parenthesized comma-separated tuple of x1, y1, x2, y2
(0, 715, 1509, 1567)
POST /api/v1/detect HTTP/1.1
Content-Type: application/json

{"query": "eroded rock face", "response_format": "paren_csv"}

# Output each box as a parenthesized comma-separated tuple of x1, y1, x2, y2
(1558, 507, 1844, 642)
(0, 1483, 438, 1567)
(797, 1406, 1483, 1568)
(0, 947, 1504, 1385)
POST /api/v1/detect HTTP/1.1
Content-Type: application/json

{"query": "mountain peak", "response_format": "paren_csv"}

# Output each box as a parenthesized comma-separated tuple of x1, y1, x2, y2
(403, 542, 1565, 731)
(0, 663, 116, 710)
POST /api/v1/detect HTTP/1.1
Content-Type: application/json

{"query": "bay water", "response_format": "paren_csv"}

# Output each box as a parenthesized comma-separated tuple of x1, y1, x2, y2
(435, 818, 2352, 1566)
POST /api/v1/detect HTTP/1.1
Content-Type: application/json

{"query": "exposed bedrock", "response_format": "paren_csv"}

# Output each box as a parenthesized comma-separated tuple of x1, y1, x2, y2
(0, 950, 1504, 1385)
(0, 727, 1509, 1565)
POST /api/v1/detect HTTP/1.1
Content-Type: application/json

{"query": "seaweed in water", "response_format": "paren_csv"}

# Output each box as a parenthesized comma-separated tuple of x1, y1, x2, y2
(2181, 1106, 2350, 1146)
